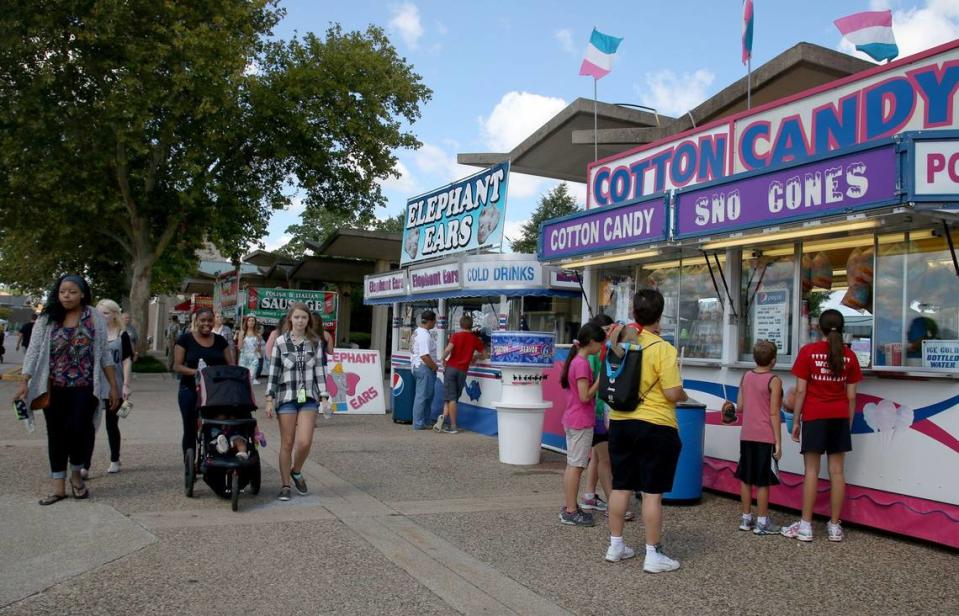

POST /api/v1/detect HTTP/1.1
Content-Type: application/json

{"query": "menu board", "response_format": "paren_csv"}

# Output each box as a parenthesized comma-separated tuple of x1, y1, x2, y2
(753, 288, 789, 354)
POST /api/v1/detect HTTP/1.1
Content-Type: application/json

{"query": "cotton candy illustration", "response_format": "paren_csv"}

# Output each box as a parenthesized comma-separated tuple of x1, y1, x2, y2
(863, 399, 914, 447)
(477, 206, 500, 244)
(404, 228, 420, 260)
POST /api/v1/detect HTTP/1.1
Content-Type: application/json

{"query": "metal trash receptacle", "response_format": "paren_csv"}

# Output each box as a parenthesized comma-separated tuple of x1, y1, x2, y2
(664, 399, 706, 503)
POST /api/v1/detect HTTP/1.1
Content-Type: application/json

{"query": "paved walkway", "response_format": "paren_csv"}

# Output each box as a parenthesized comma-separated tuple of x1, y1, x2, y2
(0, 347, 956, 615)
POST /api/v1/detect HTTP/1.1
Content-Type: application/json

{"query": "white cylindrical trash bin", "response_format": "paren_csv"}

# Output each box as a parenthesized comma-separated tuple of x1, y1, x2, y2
(494, 402, 549, 465)
(489, 332, 555, 466)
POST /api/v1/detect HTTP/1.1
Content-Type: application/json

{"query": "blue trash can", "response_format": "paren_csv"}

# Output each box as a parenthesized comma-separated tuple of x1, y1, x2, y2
(391, 366, 416, 424)
(664, 400, 706, 503)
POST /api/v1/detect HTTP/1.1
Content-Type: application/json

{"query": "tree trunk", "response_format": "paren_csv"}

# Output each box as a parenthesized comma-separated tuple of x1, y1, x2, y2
(128, 253, 154, 356)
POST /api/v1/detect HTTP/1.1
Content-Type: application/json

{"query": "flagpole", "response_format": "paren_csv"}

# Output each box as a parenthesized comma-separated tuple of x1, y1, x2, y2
(746, 57, 752, 109)
(593, 77, 598, 161)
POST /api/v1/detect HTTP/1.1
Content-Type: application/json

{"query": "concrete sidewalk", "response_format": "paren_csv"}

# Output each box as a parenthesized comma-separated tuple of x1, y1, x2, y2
(0, 368, 955, 615)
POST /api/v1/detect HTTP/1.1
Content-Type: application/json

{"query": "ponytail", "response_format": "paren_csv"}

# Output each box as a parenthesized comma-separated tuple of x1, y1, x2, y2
(819, 309, 846, 376)
(560, 323, 606, 389)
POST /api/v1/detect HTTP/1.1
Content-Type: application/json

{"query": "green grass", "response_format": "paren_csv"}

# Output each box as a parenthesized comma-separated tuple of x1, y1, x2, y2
(132, 355, 169, 373)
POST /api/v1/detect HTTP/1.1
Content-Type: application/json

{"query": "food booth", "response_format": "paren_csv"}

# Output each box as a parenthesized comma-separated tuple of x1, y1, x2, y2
(363, 252, 582, 433)
(538, 41, 959, 548)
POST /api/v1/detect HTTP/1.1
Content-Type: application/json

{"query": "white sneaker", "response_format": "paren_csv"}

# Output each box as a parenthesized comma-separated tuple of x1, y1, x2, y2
(781, 521, 814, 542)
(827, 521, 844, 542)
(738, 514, 754, 531)
(604, 543, 636, 562)
(107, 461, 121, 474)
(252, 379, 261, 385)
(433, 415, 445, 432)
(214, 434, 229, 454)
(643, 547, 680, 573)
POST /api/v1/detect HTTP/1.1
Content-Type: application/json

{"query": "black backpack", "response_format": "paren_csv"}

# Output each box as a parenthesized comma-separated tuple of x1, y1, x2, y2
(598, 341, 661, 412)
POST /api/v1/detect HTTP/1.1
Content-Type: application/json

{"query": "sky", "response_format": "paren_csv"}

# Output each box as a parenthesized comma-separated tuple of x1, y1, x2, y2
(262, 0, 959, 252)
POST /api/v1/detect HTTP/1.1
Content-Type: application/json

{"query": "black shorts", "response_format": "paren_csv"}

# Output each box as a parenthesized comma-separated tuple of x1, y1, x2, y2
(734, 441, 780, 487)
(608, 419, 681, 494)
(443, 367, 468, 402)
(592, 428, 608, 446)
(800, 418, 852, 455)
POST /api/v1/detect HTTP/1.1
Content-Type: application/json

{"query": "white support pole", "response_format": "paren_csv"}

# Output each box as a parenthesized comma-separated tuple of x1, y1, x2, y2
(580, 266, 595, 325)
(593, 78, 599, 162)
(746, 57, 752, 109)
(437, 297, 448, 361)
(391, 302, 401, 354)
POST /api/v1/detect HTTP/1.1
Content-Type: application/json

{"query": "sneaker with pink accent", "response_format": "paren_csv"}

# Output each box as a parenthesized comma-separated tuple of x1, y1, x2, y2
(827, 521, 844, 542)
(781, 521, 813, 542)
(579, 494, 608, 511)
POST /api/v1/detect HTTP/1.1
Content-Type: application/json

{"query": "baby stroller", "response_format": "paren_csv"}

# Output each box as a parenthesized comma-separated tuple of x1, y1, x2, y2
(184, 365, 261, 511)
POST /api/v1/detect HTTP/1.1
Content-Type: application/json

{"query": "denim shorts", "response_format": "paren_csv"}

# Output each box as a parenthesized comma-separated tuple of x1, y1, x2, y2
(276, 398, 318, 415)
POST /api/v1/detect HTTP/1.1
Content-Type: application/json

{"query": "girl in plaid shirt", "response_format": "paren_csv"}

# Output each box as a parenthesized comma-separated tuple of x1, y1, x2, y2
(264, 303, 330, 501)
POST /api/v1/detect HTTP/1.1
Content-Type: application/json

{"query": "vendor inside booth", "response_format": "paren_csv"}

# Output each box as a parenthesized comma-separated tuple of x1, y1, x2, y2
(364, 252, 582, 434)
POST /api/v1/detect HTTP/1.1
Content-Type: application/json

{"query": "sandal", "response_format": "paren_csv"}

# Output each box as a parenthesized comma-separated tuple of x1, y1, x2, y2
(39, 493, 68, 506)
(70, 482, 90, 500)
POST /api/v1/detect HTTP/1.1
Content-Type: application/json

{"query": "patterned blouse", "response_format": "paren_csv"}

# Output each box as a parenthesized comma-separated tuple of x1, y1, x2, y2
(49, 307, 96, 388)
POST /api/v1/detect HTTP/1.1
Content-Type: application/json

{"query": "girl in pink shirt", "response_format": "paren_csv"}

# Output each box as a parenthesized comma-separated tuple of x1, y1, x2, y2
(734, 340, 783, 535)
(558, 323, 606, 527)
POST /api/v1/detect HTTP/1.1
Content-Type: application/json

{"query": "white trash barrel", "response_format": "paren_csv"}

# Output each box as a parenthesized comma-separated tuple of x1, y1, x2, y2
(494, 402, 549, 465)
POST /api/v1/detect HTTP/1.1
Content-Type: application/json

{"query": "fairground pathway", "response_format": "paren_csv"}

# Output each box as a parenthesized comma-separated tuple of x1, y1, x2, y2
(0, 350, 955, 615)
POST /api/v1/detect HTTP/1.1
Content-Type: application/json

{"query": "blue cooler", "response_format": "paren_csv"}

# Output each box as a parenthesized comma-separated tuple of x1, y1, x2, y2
(664, 400, 706, 503)
(391, 366, 416, 424)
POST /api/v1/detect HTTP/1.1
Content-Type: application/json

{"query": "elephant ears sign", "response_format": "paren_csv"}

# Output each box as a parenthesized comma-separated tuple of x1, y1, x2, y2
(401, 162, 510, 265)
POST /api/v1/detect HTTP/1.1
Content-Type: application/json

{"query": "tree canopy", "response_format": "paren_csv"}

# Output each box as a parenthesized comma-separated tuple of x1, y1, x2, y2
(0, 1, 431, 338)
(510, 183, 581, 254)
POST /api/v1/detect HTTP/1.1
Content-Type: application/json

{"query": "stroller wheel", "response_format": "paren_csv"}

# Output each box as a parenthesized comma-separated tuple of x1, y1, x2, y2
(249, 461, 261, 495)
(184, 448, 196, 497)
(230, 470, 240, 512)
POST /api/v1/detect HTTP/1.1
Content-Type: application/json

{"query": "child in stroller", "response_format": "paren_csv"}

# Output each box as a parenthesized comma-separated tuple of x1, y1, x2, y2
(200, 408, 254, 462)
(185, 364, 262, 510)
(207, 417, 251, 460)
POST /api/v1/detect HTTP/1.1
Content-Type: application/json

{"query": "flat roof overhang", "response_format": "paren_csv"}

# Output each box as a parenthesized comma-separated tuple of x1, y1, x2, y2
(287, 255, 378, 285)
(460, 43, 873, 184)
(459, 99, 669, 183)
(306, 229, 402, 263)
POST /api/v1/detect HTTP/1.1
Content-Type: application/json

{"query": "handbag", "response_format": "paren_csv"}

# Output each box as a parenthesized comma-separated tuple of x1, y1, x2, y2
(30, 379, 52, 410)
(599, 341, 660, 412)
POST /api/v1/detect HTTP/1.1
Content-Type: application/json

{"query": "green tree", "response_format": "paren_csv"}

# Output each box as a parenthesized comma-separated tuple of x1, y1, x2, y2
(0, 2, 430, 346)
(371, 213, 406, 234)
(510, 183, 581, 254)
(278, 210, 405, 258)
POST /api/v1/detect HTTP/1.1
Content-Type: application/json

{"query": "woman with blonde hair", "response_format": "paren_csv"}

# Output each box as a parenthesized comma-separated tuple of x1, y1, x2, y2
(236, 315, 263, 384)
(264, 303, 330, 501)
(83, 299, 133, 475)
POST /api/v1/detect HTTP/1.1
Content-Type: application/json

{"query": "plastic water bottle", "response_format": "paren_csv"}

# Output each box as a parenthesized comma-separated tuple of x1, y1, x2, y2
(14, 400, 35, 433)
(197, 358, 207, 372)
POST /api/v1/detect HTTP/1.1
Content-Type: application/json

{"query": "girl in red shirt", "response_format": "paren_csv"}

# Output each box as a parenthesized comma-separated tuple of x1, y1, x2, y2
(781, 309, 862, 543)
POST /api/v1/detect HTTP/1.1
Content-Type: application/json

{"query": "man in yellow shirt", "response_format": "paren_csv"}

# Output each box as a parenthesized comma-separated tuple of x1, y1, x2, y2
(604, 288, 688, 573)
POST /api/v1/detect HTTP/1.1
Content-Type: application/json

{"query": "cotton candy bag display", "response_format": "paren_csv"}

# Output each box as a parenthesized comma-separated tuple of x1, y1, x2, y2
(801, 254, 813, 292)
(811, 252, 833, 289)
(842, 247, 873, 310)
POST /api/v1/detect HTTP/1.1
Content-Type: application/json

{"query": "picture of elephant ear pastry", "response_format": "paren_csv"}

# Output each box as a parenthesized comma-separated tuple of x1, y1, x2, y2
(404, 229, 420, 259)
(476, 206, 501, 245)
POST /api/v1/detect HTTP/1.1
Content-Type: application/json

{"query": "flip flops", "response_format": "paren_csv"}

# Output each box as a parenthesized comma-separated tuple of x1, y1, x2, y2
(38, 493, 68, 506)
